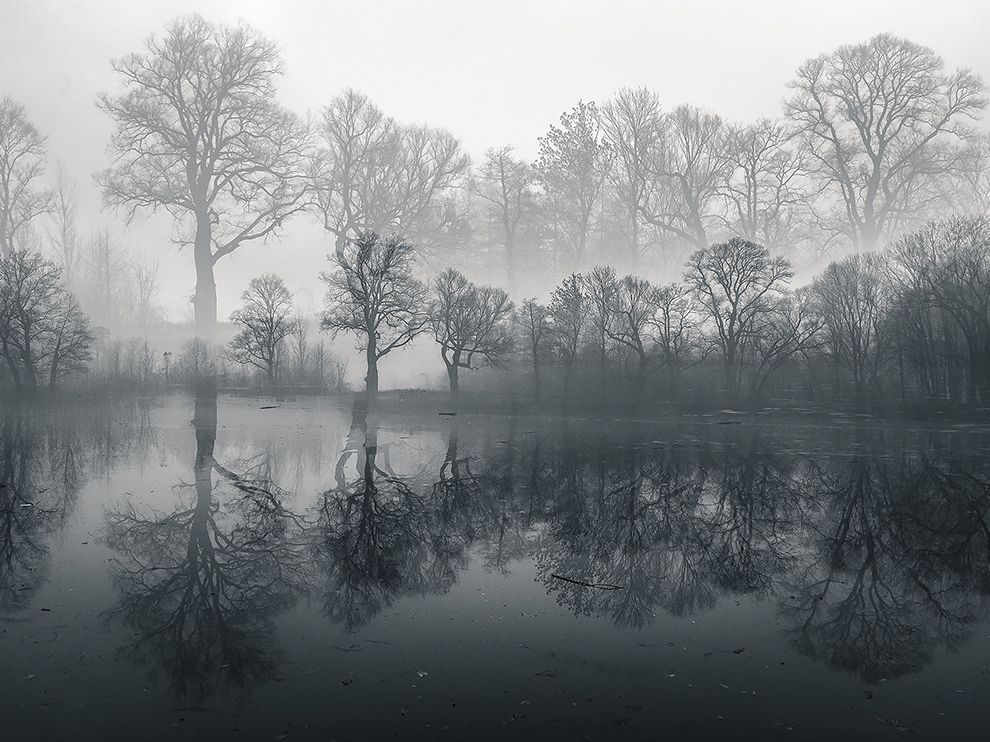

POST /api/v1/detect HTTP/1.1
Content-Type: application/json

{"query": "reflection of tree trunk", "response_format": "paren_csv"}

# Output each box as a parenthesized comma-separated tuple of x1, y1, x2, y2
(192, 385, 218, 504)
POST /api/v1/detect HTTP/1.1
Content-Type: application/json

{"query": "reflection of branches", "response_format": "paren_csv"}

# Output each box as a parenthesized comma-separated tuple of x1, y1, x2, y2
(105, 391, 307, 704)
(0, 404, 125, 613)
(782, 447, 989, 681)
(536, 439, 800, 628)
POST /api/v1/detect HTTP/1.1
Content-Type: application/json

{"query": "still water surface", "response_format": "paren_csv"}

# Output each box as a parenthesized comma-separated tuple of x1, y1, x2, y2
(1, 394, 989, 740)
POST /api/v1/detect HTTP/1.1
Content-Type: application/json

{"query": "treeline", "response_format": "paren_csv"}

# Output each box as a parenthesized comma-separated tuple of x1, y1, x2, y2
(2, 14, 990, 407)
(2, 17, 989, 332)
(290, 217, 990, 408)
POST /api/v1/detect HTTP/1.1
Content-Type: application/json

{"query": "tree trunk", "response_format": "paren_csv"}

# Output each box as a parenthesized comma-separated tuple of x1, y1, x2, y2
(193, 214, 218, 336)
(446, 359, 460, 399)
(365, 338, 379, 397)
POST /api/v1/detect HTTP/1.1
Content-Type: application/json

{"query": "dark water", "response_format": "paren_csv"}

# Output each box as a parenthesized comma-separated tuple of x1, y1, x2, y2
(2, 394, 989, 741)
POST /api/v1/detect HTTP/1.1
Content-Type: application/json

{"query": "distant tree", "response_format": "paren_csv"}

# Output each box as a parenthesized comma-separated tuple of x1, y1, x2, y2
(99, 15, 310, 333)
(46, 296, 93, 390)
(537, 101, 612, 267)
(812, 253, 893, 398)
(227, 274, 295, 387)
(0, 98, 51, 258)
(720, 119, 812, 252)
(548, 273, 589, 402)
(643, 105, 730, 254)
(649, 282, 703, 388)
(320, 231, 427, 396)
(0, 249, 92, 392)
(48, 165, 79, 279)
(601, 87, 664, 267)
(314, 89, 470, 262)
(429, 268, 513, 398)
(684, 237, 793, 394)
(606, 274, 656, 390)
(475, 146, 534, 291)
(82, 227, 130, 328)
(582, 265, 619, 384)
(516, 298, 551, 401)
(786, 34, 986, 250)
(132, 260, 161, 330)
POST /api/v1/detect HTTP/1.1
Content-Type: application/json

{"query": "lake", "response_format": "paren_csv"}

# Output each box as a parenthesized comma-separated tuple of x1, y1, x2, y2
(1, 393, 989, 740)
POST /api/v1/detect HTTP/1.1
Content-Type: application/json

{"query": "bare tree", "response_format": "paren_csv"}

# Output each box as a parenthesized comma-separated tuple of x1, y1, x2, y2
(891, 215, 990, 401)
(643, 105, 730, 254)
(82, 227, 130, 329)
(516, 298, 550, 401)
(48, 165, 79, 279)
(0, 248, 92, 391)
(99, 14, 311, 333)
(548, 273, 589, 403)
(649, 282, 703, 387)
(606, 274, 656, 389)
(537, 101, 612, 268)
(0, 99, 51, 258)
(314, 89, 470, 263)
(475, 146, 534, 291)
(601, 87, 664, 267)
(720, 119, 812, 252)
(227, 274, 295, 387)
(812, 253, 893, 397)
(582, 265, 619, 384)
(132, 259, 160, 330)
(320, 231, 427, 396)
(429, 268, 514, 398)
(786, 34, 986, 250)
(684, 237, 793, 393)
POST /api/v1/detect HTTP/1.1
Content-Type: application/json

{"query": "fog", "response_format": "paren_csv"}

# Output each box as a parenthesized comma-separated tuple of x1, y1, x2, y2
(3, 0, 989, 327)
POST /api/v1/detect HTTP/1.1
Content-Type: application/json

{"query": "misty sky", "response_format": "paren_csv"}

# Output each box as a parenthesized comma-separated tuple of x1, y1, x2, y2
(2, 0, 989, 320)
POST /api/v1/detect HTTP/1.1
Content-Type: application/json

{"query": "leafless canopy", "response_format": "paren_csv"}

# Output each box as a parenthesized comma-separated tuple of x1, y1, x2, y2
(98, 14, 311, 329)
(0, 98, 51, 258)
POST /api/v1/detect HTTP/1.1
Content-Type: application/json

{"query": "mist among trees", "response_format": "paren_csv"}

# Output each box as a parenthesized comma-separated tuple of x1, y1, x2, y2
(1, 15, 989, 411)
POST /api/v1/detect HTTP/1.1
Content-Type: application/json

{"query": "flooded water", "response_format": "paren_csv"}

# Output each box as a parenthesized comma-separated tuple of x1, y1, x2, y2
(2, 393, 989, 741)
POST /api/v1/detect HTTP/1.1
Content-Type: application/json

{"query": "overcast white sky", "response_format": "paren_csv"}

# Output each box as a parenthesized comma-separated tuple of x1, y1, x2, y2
(2, 0, 989, 319)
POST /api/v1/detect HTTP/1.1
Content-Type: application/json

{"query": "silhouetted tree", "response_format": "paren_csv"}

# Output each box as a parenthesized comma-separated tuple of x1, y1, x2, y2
(0, 98, 51, 258)
(227, 274, 295, 387)
(428, 268, 513, 398)
(684, 237, 793, 394)
(320, 231, 427, 396)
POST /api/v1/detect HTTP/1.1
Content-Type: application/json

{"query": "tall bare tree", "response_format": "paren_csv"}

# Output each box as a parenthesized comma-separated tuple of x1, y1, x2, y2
(0, 99, 51, 258)
(99, 14, 311, 334)
(601, 87, 664, 268)
(314, 89, 470, 263)
(643, 105, 730, 255)
(786, 33, 986, 250)
(516, 298, 550, 401)
(720, 119, 812, 252)
(475, 146, 534, 291)
(537, 101, 612, 268)
(320, 231, 428, 396)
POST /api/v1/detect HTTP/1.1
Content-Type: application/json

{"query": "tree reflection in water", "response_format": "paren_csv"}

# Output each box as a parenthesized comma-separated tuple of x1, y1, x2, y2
(104, 387, 308, 703)
(96, 397, 990, 695)
(1, 401, 150, 614)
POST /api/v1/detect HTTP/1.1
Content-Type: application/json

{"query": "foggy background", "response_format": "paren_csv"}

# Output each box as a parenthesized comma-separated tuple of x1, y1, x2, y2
(4, 0, 989, 322)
